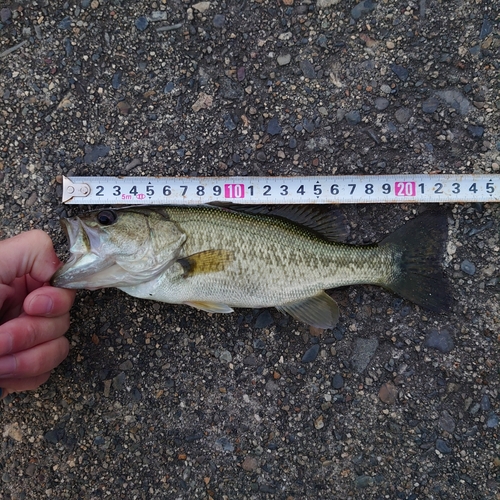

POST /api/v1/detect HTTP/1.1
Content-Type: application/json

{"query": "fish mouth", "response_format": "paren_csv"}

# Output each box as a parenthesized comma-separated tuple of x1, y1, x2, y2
(51, 217, 119, 290)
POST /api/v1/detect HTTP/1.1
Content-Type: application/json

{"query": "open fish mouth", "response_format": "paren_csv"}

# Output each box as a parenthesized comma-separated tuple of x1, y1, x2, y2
(51, 217, 120, 289)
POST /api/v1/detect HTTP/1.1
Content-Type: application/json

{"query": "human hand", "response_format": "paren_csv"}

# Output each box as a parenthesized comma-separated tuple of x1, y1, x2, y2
(0, 230, 75, 399)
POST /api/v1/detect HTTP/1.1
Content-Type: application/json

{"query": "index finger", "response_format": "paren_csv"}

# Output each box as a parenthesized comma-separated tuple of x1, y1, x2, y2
(0, 230, 61, 285)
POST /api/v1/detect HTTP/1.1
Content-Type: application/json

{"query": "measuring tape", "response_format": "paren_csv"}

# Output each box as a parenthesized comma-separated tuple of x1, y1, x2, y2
(61, 174, 500, 205)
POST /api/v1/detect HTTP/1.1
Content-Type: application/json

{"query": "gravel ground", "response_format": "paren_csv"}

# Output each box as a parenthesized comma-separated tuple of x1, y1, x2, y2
(1, 0, 499, 499)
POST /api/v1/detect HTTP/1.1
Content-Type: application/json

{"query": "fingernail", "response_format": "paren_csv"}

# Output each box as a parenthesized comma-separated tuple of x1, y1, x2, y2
(0, 355, 16, 378)
(28, 294, 54, 315)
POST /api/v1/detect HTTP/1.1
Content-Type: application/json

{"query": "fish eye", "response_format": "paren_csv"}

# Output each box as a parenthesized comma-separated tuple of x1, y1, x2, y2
(96, 210, 118, 226)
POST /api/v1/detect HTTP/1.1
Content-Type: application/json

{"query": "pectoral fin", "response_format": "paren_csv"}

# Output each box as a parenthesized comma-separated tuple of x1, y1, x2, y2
(276, 292, 340, 328)
(178, 249, 234, 277)
(184, 301, 234, 314)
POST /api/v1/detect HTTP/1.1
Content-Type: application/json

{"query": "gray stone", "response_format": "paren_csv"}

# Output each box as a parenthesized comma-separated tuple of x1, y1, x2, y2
(112, 371, 126, 390)
(395, 107, 412, 124)
(302, 344, 320, 363)
(300, 60, 317, 79)
(422, 97, 440, 113)
(424, 329, 454, 353)
(486, 414, 499, 428)
(213, 14, 225, 28)
(374, 97, 389, 111)
(351, 0, 377, 21)
(391, 64, 409, 81)
(435, 90, 470, 115)
(467, 125, 484, 139)
(255, 310, 274, 328)
(351, 338, 378, 373)
(439, 410, 456, 433)
(436, 438, 452, 454)
(84, 144, 110, 164)
(277, 54, 291, 66)
(135, 16, 149, 31)
(461, 259, 476, 275)
(267, 117, 282, 136)
(332, 373, 344, 389)
(345, 110, 361, 125)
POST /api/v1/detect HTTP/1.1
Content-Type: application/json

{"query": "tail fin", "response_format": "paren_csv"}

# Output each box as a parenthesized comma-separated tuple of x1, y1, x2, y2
(381, 210, 451, 313)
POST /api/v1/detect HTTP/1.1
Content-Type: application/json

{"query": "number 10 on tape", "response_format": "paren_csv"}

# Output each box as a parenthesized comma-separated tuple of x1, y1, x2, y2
(61, 174, 499, 204)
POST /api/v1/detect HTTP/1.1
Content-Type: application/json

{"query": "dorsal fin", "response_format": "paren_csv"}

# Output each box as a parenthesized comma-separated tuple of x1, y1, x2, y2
(229, 205, 348, 242)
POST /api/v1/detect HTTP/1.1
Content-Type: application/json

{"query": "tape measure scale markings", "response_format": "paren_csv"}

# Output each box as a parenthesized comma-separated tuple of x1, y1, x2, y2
(61, 174, 500, 205)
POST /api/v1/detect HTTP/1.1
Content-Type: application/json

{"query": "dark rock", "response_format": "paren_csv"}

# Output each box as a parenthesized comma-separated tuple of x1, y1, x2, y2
(267, 117, 282, 136)
(391, 64, 409, 81)
(439, 410, 456, 433)
(185, 432, 204, 443)
(351, 338, 378, 372)
(479, 17, 493, 39)
(422, 97, 440, 113)
(288, 137, 297, 148)
(435, 438, 452, 454)
(215, 437, 234, 452)
(345, 110, 361, 125)
(84, 144, 110, 164)
(374, 97, 389, 111)
(486, 414, 499, 428)
(135, 16, 149, 32)
(480, 395, 491, 411)
(316, 34, 328, 48)
(220, 77, 243, 100)
(302, 344, 320, 363)
(164, 81, 175, 93)
(112, 70, 122, 90)
(255, 310, 274, 328)
(300, 60, 317, 79)
(395, 107, 412, 124)
(424, 329, 454, 353)
(0, 8, 11, 23)
(351, 0, 377, 20)
(58, 16, 72, 30)
(436, 90, 470, 115)
(223, 114, 237, 131)
(63, 38, 73, 57)
(461, 259, 476, 275)
(332, 373, 344, 389)
(355, 475, 374, 488)
(44, 428, 65, 444)
(467, 125, 484, 139)
(112, 371, 126, 390)
(213, 14, 225, 28)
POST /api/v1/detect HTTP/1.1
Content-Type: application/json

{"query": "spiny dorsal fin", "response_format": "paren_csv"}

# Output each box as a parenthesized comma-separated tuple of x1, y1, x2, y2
(230, 205, 348, 242)
(178, 249, 234, 277)
(276, 292, 340, 328)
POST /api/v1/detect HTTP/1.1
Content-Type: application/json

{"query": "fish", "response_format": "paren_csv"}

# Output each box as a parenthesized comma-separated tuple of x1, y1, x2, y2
(51, 205, 450, 328)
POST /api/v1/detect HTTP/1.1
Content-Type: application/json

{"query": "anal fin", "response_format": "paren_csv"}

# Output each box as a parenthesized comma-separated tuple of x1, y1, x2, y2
(185, 301, 234, 314)
(276, 292, 339, 329)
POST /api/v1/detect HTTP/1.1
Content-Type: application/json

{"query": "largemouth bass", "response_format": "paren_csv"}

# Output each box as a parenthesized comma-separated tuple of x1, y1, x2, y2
(51, 206, 450, 328)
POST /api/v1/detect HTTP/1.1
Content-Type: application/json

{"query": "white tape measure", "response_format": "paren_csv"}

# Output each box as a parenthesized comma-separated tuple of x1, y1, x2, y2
(61, 174, 500, 205)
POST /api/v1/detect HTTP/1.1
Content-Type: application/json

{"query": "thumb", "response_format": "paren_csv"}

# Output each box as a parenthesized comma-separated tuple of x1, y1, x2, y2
(0, 230, 61, 285)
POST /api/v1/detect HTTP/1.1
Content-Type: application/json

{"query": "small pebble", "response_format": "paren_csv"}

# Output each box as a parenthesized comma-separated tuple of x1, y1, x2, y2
(255, 310, 274, 328)
(486, 414, 499, 428)
(374, 97, 389, 111)
(422, 96, 440, 113)
(351, 0, 377, 21)
(241, 456, 258, 472)
(395, 107, 412, 124)
(461, 259, 476, 275)
(300, 60, 317, 79)
(439, 410, 456, 433)
(436, 438, 452, 454)
(351, 338, 378, 373)
(135, 16, 149, 31)
(424, 329, 454, 353)
(391, 64, 409, 81)
(467, 125, 484, 139)
(267, 117, 282, 136)
(302, 344, 320, 363)
(345, 110, 361, 125)
(379, 382, 398, 404)
(480, 395, 491, 411)
(277, 54, 291, 66)
(213, 14, 225, 28)
(332, 373, 344, 389)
